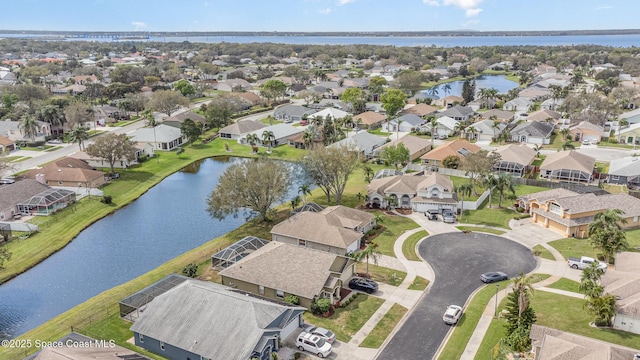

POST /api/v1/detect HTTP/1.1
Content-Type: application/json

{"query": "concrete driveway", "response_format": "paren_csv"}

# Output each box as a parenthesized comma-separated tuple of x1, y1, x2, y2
(376, 232, 537, 360)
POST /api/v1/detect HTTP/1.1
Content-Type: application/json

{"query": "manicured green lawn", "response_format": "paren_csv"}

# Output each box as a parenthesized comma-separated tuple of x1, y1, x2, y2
(595, 161, 610, 174)
(547, 227, 640, 261)
(360, 304, 408, 348)
(450, 176, 484, 202)
(456, 226, 506, 235)
(545, 134, 580, 150)
(369, 214, 420, 257)
(20, 145, 54, 151)
(303, 294, 384, 343)
(357, 263, 407, 286)
(439, 274, 550, 360)
(408, 276, 430, 291)
(367, 128, 392, 137)
(402, 230, 428, 261)
(547, 278, 581, 293)
(533, 245, 555, 260)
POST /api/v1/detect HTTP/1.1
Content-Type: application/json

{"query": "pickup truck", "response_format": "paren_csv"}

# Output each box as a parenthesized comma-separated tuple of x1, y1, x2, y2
(567, 256, 608, 270)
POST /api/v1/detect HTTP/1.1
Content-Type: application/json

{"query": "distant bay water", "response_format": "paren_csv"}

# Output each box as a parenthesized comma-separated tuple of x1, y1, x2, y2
(1, 33, 640, 47)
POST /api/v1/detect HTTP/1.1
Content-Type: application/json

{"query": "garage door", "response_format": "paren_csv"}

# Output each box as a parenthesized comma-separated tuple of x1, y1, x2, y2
(280, 314, 301, 340)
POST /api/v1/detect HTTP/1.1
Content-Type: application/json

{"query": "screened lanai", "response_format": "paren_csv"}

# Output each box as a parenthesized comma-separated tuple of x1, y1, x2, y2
(546, 168, 593, 183)
(211, 236, 269, 269)
(493, 161, 526, 176)
(119, 273, 189, 321)
(16, 188, 76, 215)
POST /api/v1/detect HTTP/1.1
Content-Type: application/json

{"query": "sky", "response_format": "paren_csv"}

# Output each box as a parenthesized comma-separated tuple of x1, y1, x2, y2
(0, 0, 637, 33)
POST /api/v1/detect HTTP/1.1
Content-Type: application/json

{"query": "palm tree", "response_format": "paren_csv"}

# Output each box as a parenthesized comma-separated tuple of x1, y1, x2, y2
(466, 126, 478, 142)
(354, 242, 381, 276)
(512, 272, 535, 317)
(560, 127, 570, 141)
(290, 195, 301, 212)
(495, 173, 516, 208)
(588, 209, 628, 265)
(455, 183, 473, 219)
(579, 261, 606, 299)
(442, 83, 452, 97)
(561, 140, 576, 151)
(19, 114, 40, 142)
(491, 119, 501, 142)
(482, 175, 499, 208)
(454, 121, 466, 138)
(246, 133, 260, 153)
(298, 183, 312, 204)
(588, 293, 617, 326)
(302, 130, 315, 150)
(396, 118, 403, 140)
(427, 86, 439, 99)
(429, 117, 439, 148)
(68, 125, 89, 150)
(618, 119, 629, 142)
(363, 165, 374, 183)
(262, 130, 276, 152)
(143, 109, 159, 162)
(532, 144, 542, 159)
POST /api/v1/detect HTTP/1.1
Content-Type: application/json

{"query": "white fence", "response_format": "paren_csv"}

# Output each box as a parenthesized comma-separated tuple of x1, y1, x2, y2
(460, 189, 490, 210)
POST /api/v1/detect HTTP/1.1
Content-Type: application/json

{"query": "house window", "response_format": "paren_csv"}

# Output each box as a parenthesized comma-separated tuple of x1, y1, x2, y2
(160, 342, 165, 351)
(298, 239, 306, 246)
(431, 188, 439, 197)
(139, 334, 144, 343)
(610, 175, 619, 181)
(259, 285, 265, 295)
(635, 216, 639, 223)
(276, 290, 284, 298)
(549, 203, 562, 215)
(201, 357, 211, 360)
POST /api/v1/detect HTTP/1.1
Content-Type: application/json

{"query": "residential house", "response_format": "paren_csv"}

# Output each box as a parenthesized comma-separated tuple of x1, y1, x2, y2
(0, 119, 51, 142)
(465, 119, 506, 142)
(162, 110, 207, 129)
(478, 109, 515, 123)
(492, 143, 536, 176)
(220, 242, 356, 308)
(231, 91, 264, 106)
(130, 124, 185, 151)
(0, 179, 49, 220)
(51, 84, 86, 96)
(420, 138, 481, 167)
(517, 188, 640, 238)
(434, 95, 464, 108)
(535, 64, 557, 75)
(379, 135, 431, 161)
(271, 205, 376, 255)
(526, 109, 562, 124)
(328, 131, 386, 158)
(438, 105, 474, 122)
(239, 124, 303, 147)
(218, 119, 266, 140)
(352, 111, 387, 129)
(618, 122, 640, 145)
(539, 150, 595, 183)
(607, 156, 640, 186)
(601, 252, 640, 335)
(518, 86, 550, 101)
(384, 114, 425, 132)
(510, 121, 554, 145)
(503, 97, 533, 113)
(0, 135, 15, 152)
(529, 325, 640, 359)
(400, 103, 438, 118)
(432, 116, 460, 137)
(25, 157, 107, 188)
(130, 279, 305, 360)
(93, 105, 125, 126)
(366, 172, 458, 213)
(309, 107, 350, 121)
(215, 78, 253, 92)
(540, 98, 564, 111)
(273, 105, 315, 123)
(568, 121, 605, 143)
(619, 107, 640, 125)
(70, 142, 153, 169)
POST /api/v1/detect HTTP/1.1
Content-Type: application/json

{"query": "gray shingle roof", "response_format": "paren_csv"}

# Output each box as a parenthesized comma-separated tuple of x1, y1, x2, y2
(439, 105, 474, 118)
(608, 156, 640, 177)
(220, 242, 352, 299)
(329, 132, 386, 152)
(510, 121, 554, 138)
(540, 150, 595, 173)
(274, 105, 314, 118)
(219, 119, 266, 136)
(0, 179, 50, 212)
(395, 114, 424, 126)
(130, 124, 182, 143)
(130, 280, 303, 359)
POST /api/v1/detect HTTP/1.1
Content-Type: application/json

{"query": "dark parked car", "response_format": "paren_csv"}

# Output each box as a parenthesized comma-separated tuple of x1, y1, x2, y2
(480, 271, 508, 283)
(349, 277, 378, 294)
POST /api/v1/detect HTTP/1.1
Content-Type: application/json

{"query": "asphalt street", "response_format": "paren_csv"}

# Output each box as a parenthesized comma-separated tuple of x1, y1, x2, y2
(377, 232, 537, 360)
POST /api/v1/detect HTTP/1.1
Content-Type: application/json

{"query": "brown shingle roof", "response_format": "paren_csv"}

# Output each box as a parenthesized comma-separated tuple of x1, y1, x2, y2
(382, 135, 431, 157)
(270, 205, 373, 249)
(0, 135, 14, 146)
(368, 174, 426, 196)
(540, 150, 595, 174)
(494, 143, 536, 166)
(353, 111, 386, 126)
(401, 103, 437, 117)
(219, 242, 352, 299)
(25, 157, 105, 184)
(420, 138, 481, 162)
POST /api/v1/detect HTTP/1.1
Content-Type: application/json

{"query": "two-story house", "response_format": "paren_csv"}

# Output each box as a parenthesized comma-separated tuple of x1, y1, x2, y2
(367, 172, 458, 213)
(518, 188, 640, 238)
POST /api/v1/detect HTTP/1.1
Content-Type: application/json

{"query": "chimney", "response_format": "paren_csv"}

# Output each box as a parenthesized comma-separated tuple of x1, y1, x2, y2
(35, 173, 46, 184)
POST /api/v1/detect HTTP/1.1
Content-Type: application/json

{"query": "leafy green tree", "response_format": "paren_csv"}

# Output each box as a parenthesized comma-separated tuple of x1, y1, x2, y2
(301, 144, 360, 205)
(340, 87, 367, 114)
(149, 90, 189, 117)
(588, 209, 628, 264)
(368, 76, 387, 101)
(482, 175, 499, 208)
(442, 155, 460, 169)
(174, 79, 196, 97)
(461, 150, 500, 195)
(588, 293, 617, 326)
(260, 79, 287, 106)
(86, 132, 138, 175)
(393, 69, 425, 95)
(381, 89, 407, 134)
(461, 79, 476, 104)
(180, 118, 203, 144)
(579, 261, 605, 299)
(0, 246, 11, 271)
(206, 159, 291, 222)
(181, 263, 198, 278)
(298, 183, 312, 205)
(19, 113, 40, 142)
(379, 143, 410, 170)
(64, 102, 94, 129)
(205, 95, 243, 128)
(37, 104, 64, 128)
(1, 93, 18, 110)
